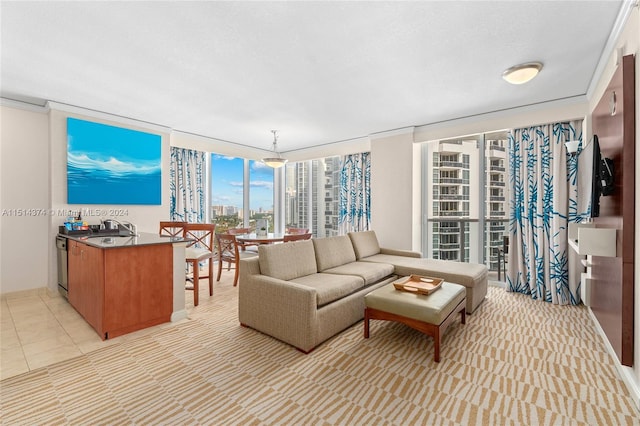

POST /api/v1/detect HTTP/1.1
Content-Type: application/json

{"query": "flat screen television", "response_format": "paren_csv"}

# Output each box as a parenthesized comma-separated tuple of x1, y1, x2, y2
(590, 135, 601, 218)
(589, 134, 616, 218)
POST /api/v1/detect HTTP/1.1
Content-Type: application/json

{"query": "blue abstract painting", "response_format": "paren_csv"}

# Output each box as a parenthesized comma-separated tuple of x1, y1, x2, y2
(67, 118, 161, 205)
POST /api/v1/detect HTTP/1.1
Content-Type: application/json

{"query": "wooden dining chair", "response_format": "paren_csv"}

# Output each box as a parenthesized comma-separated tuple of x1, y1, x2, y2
(216, 233, 257, 286)
(159, 221, 187, 237)
(226, 227, 251, 235)
(283, 233, 312, 242)
(286, 227, 309, 235)
(227, 227, 259, 252)
(183, 223, 216, 306)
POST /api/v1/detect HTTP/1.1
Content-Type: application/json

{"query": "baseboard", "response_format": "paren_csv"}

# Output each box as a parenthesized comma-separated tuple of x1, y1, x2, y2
(488, 280, 506, 288)
(0, 286, 48, 300)
(588, 307, 640, 411)
(171, 309, 188, 322)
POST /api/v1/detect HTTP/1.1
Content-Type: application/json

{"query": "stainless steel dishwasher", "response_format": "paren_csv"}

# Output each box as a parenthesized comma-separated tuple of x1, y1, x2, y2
(56, 236, 68, 298)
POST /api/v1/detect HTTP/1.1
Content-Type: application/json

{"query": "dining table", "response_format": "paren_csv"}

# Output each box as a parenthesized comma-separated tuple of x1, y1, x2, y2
(235, 232, 286, 245)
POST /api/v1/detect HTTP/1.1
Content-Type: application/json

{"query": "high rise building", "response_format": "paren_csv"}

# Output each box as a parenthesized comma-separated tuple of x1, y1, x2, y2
(485, 136, 509, 271)
(425, 133, 509, 272)
(285, 157, 341, 238)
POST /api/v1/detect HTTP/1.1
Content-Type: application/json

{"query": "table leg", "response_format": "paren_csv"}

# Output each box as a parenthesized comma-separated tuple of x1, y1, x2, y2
(364, 308, 370, 338)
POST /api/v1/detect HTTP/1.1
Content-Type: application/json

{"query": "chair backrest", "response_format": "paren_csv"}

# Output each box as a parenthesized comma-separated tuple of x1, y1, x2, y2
(227, 227, 251, 235)
(159, 221, 188, 237)
(183, 223, 216, 251)
(286, 227, 309, 235)
(283, 233, 312, 242)
(216, 232, 239, 261)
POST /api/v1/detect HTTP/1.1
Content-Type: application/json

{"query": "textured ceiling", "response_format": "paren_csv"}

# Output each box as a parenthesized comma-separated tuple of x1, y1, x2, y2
(0, 1, 624, 152)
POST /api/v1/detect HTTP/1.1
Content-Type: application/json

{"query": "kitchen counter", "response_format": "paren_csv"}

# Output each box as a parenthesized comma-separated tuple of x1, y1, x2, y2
(60, 232, 190, 249)
(63, 231, 190, 339)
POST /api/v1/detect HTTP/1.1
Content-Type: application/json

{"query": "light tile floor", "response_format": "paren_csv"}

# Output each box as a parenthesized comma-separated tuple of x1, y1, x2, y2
(0, 274, 219, 381)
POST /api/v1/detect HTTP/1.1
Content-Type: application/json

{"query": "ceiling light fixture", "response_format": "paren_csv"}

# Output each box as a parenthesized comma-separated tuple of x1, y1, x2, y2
(502, 62, 543, 85)
(261, 130, 288, 168)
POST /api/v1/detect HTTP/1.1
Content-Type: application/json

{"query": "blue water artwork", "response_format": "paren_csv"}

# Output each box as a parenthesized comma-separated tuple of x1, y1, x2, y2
(67, 118, 162, 205)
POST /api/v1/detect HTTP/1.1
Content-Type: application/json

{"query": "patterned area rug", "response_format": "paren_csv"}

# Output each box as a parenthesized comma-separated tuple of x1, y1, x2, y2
(1, 281, 639, 425)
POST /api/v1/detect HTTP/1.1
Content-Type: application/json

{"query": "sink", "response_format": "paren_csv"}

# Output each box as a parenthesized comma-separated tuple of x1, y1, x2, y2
(87, 231, 133, 238)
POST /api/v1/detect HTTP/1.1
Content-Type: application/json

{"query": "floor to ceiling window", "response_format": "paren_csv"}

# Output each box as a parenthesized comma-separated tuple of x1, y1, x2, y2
(209, 152, 357, 238)
(249, 160, 274, 231)
(210, 154, 244, 231)
(423, 131, 509, 278)
(210, 155, 274, 232)
(284, 156, 341, 238)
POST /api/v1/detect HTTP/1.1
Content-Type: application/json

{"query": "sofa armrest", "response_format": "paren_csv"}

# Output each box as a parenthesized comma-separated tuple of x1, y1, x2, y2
(380, 247, 422, 258)
(239, 260, 319, 350)
(240, 256, 262, 275)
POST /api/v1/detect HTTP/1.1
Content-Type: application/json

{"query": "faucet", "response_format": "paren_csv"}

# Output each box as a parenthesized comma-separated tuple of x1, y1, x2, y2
(103, 219, 137, 236)
(121, 222, 138, 237)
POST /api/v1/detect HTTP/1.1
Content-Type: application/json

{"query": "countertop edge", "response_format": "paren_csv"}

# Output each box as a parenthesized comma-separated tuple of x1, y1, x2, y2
(59, 232, 191, 249)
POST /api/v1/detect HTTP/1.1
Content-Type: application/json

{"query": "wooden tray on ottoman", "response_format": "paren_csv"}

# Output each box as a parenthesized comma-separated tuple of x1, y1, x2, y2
(393, 275, 444, 295)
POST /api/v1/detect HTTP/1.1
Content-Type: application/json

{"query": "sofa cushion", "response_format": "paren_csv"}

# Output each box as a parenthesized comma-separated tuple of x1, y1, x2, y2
(365, 282, 466, 325)
(290, 273, 364, 307)
(348, 231, 381, 259)
(322, 261, 394, 286)
(313, 236, 357, 271)
(361, 254, 486, 288)
(259, 240, 317, 281)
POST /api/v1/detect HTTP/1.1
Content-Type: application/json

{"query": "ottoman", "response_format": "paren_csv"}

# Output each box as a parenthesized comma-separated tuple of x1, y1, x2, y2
(364, 281, 466, 362)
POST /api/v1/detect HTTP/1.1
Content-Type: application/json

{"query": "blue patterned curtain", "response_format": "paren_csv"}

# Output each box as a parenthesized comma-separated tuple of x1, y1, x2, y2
(170, 147, 206, 223)
(339, 152, 371, 234)
(507, 120, 583, 305)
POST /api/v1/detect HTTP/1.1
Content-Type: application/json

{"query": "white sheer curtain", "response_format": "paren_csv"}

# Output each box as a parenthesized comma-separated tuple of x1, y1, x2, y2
(170, 147, 206, 223)
(507, 120, 583, 304)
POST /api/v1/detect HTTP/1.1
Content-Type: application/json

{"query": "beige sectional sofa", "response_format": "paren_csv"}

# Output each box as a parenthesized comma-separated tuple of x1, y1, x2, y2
(238, 230, 487, 353)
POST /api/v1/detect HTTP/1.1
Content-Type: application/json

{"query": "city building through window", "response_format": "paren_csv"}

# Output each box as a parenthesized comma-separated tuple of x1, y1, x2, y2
(423, 131, 509, 277)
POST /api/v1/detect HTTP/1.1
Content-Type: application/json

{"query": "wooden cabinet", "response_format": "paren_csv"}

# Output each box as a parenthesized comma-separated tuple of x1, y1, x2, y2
(590, 54, 635, 366)
(68, 240, 173, 339)
(68, 240, 104, 334)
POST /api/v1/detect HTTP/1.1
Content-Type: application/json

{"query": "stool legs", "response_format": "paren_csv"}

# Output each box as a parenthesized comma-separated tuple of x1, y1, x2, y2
(191, 260, 199, 307)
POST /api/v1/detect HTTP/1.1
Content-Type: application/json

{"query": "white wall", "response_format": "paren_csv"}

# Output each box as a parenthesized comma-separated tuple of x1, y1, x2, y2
(370, 127, 421, 250)
(0, 101, 172, 295)
(0, 102, 50, 294)
(171, 130, 267, 158)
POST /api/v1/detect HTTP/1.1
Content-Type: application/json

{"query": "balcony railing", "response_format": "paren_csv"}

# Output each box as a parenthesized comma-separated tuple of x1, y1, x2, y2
(489, 181, 505, 187)
(437, 243, 461, 249)
(437, 194, 466, 200)
(427, 218, 509, 275)
(439, 178, 466, 184)
(438, 161, 466, 168)
(488, 145, 506, 152)
(489, 196, 505, 201)
(437, 227, 460, 234)
(490, 166, 505, 172)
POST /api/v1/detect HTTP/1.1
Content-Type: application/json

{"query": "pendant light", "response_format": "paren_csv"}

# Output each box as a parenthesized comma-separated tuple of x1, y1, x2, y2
(261, 130, 288, 168)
